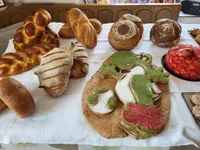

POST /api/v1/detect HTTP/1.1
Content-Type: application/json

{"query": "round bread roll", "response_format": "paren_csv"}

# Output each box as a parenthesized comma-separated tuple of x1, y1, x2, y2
(150, 19, 182, 48)
(108, 20, 141, 51)
(89, 18, 102, 34)
(0, 77, 35, 118)
(118, 14, 143, 35)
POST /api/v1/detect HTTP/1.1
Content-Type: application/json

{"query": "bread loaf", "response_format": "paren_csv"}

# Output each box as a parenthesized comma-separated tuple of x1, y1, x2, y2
(35, 48, 74, 97)
(13, 9, 51, 51)
(67, 42, 89, 78)
(0, 28, 59, 77)
(150, 19, 182, 48)
(0, 77, 35, 118)
(66, 8, 97, 49)
(58, 18, 102, 38)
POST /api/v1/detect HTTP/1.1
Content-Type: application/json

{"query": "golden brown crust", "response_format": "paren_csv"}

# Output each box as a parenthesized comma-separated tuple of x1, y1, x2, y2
(58, 18, 102, 39)
(0, 99, 7, 113)
(82, 54, 170, 139)
(66, 8, 97, 49)
(108, 20, 142, 51)
(150, 19, 181, 48)
(13, 9, 52, 51)
(0, 77, 35, 118)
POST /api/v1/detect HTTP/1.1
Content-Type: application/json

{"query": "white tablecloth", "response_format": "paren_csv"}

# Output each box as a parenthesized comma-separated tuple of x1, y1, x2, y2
(0, 23, 200, 147)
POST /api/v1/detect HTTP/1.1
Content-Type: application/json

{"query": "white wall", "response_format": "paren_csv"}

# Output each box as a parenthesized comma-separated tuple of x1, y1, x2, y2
(5, 0, 83, 3)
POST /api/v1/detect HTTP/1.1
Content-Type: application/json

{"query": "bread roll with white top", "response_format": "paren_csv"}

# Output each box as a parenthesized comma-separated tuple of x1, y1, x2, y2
(108, 20, 142, 51)
(35, 48, 74, 97)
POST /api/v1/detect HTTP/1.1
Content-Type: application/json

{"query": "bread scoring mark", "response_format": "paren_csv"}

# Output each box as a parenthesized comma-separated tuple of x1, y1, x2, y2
(112, 20, 137, 41)
(42, 73, 68, 81)
(43, 51, 64, 58)
(41, 57, 68, 66)
(159, 23, 175, 39)
(39, 64, 69, 74)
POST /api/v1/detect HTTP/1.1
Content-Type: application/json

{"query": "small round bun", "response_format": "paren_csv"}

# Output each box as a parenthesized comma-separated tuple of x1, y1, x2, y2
(150, 19, 181, 48)
(0, 77, 35, 118)
(108, 20, 141, 51)
(89, 18, 102, 34)
(118, 14, 143, 34)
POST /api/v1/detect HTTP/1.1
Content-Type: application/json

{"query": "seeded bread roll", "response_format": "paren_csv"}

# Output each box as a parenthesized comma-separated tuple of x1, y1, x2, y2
(0, 77, 35, 118)
(108, 20, 141, 51)
(118, 14, 143, 36)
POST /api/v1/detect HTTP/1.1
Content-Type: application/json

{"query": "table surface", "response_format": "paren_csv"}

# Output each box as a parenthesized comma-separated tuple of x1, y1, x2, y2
(0, 23, 200, 147)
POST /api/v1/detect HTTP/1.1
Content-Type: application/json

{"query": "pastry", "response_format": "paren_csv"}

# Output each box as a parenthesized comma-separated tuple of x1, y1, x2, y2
(0, 99, 7, 113)
(66, 8, 97, 49)
(0, 77, 35, 118)
(58, 18, 102, 38)
(108, 20, 142, 51)
(192, 105, 200, 120)
(0, 28, 59, 77)
(191, 93, 200, 105)
(13, 9, 51, 51)
(150, 19, 182, 48)
(66, 42, 89, 78)
(195, 35, 200, 44)
(35, 48, 74, 97)
(118, 14, 143, 36)
(165, 44, 200, 80)
(188, 28, 200, 37)
(88, 88, 117, 115)
(82, 51, 170, 139)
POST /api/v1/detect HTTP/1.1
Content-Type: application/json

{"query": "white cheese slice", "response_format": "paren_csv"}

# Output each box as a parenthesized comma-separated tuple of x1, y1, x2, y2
(115, 66, 145, 104)
(89, 90, 114, 114)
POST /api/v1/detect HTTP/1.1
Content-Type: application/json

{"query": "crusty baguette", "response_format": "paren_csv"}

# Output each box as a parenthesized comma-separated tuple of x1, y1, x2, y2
(0, 77, 35, 118)
(66, 8, 97, 49)
(58, 18, 102, 39)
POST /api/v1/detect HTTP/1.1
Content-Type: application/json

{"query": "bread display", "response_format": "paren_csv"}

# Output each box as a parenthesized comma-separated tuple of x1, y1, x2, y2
(35, 48, 74, 97)
(108, 18, 142, 51)
(13, 9, 51, 51)
(0, 77, 35, 118)
(66, 8, 97, 49)
(58, 18, 102, 38)
(164, 44, 200, 80)
(150, 19, 182, 48)
(0, 28, 59, 77)
(82, 51, 170, 139)
(66, 42, 89, 78)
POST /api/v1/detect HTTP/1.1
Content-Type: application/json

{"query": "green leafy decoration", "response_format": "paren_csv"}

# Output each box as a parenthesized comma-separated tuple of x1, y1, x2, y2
(93, 146, 120, 150)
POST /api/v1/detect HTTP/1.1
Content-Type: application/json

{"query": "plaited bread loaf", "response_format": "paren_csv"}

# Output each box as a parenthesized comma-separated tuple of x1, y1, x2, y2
(13, 9, 51, 51)
(67, 42, 89, 78)
(58, 18, 102, 38)
(35, 48, 74, 97)
(66, 8, 97, 49)
(0, 28, 59, 77)
(0, 77, 35, 118)
(108, 20, 141, 51)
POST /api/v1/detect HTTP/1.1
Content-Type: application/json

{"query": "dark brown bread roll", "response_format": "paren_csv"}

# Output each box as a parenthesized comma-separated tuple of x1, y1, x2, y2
(150, 19, 182, 48)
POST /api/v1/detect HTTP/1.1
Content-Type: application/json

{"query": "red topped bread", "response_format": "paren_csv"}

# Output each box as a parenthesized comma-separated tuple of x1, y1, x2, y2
(165, 44, 200, 80)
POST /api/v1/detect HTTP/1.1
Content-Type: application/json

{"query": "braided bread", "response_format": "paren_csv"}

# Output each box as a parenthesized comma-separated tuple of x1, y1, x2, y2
(13, 9, 51, 51)
(58, 18, 102, 38)
(0, 28, 59, 77)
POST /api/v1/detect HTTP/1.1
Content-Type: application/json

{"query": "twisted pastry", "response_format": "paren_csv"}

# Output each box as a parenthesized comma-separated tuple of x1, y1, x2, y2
(0, 28, 59, 77)
(13, 9, 51, 51)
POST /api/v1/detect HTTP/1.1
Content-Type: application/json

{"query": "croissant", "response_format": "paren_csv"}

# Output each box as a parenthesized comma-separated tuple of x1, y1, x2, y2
(66, 8, 97, 49)
(0, 28, 59, 77)
(35, 48, 74, 97)
(13, 9, 51, 51)
(58, 18, 102, 38)
(67, 42, 89, 78)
